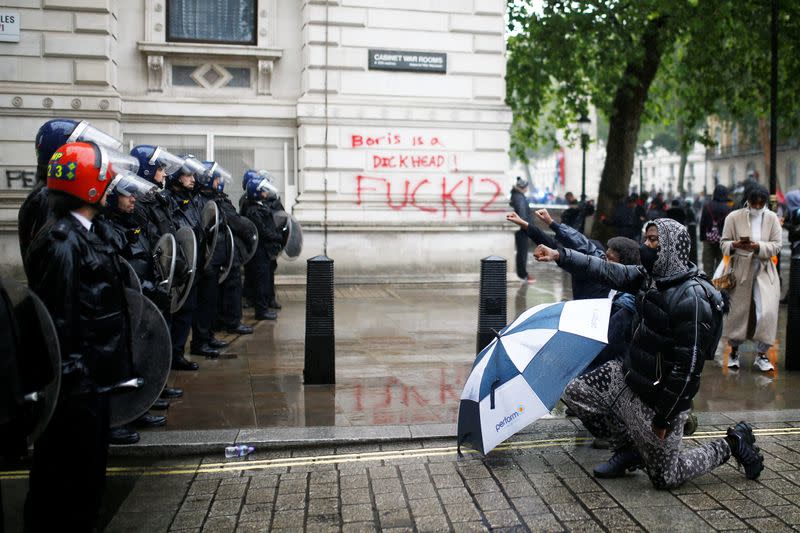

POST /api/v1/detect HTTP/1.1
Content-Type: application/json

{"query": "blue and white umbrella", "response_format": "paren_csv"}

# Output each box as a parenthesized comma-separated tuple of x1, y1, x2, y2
(457, 298, 613, 455)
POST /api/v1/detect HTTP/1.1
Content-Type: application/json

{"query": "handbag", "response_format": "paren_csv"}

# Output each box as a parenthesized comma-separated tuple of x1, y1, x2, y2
(712, 255, 736, 290)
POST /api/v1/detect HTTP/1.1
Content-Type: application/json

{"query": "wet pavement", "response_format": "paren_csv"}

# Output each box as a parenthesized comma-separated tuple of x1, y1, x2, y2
(156, 254, 798, 432)
(6, 413, 800, 532)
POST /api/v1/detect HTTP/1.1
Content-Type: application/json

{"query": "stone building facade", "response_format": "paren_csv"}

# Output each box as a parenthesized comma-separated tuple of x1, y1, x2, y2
(0, 0, 511, 279)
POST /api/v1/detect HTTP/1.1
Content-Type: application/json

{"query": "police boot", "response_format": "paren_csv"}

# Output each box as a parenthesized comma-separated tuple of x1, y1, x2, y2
(151, 398, 169, 410)
(133, 412, 167, 428)
(172, 356, 199, 371)
(255, 310, 278, 321)
(593, 446, 643, 478)
(161, 386, 184, 399)
(109, 426, 140, 445)
(269, 298, 282, 310)
(208, 336, 229, 349)
(225, 323, 254, 335)
(190, 343, 221, 358)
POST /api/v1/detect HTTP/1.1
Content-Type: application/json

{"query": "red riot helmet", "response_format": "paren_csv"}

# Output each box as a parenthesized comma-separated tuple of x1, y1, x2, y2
(46, 142, 116, 205)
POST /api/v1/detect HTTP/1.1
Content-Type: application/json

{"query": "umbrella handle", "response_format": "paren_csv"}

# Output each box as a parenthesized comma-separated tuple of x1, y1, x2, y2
(490, 378, 500, 410)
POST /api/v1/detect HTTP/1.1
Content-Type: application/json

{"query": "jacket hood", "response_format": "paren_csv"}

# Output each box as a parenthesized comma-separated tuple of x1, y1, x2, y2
(786, 189, 800, 213)
(647, 218, 692, 279)
(712, 184, 729, 202)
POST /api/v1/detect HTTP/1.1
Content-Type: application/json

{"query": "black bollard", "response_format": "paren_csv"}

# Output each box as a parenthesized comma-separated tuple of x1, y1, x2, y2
(476, 256, 507, 355)
(786, 253, 800, 370)
(304, 255, 335, 384)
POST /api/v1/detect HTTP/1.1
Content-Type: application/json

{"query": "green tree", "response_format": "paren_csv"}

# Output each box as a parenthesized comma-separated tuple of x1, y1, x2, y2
(507, 0, 800, 240)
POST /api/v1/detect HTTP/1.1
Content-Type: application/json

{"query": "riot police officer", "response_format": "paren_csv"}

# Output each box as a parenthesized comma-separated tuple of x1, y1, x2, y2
(165, 156, 212, 364)
(19, 119, 129, 265)
(190, 162, 231, 356)
(242, 177, 283, 321)
(130, 145, 200, 371)
(204, 163, 255, 335)
(24, 141, 138, 531)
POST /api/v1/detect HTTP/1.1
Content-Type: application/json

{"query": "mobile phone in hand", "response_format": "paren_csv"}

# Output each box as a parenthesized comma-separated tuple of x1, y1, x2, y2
(740, 236, 751, 243)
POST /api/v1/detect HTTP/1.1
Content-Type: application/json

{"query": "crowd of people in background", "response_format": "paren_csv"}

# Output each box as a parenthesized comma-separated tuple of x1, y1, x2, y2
(512, 175, 800, 377)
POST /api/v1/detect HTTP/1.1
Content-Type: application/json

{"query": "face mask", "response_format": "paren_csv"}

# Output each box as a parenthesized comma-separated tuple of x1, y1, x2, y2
(639, 244, 659, 273)
(749, 206, 766, 216)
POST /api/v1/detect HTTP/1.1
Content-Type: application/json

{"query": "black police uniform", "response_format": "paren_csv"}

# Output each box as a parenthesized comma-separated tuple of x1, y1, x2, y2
(107, 206, 170, 311)
(24, 214, 134, 532)
(264, 196, 285, 308)
(18, 184, 49, 275)
(166, 185, 205, 364)
(242, 198, 283, 318)
(216, 192, 253, 331)
(191, 189, 227, 354)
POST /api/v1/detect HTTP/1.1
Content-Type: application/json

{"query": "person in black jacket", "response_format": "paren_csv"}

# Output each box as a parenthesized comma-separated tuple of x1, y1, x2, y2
(24, 141, 137, 531)
(507, 208, 610, 299)
(561, 191, 595, 234)
(509, 177, 534, 283)
(699, 184, 732, 275)
(204, 164, 254, 335)
(534, 218, 764, 488)
(103, 174, 170, 436)
(243, 177, 283, 320)
(605, 195, 644, 240)
(189, 163, 234, 357)
(165, 156, 212, 365)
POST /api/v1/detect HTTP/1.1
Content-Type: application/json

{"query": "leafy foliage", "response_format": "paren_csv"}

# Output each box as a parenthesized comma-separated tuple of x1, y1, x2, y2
(507, 0, 800, 171)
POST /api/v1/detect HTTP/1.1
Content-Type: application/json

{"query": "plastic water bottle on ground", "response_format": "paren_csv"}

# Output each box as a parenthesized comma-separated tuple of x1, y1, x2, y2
(225, 444, 254, 458)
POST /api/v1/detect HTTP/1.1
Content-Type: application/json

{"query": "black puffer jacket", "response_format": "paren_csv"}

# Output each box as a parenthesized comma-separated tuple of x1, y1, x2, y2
(25, 215, 134, 390)
(557, 218, 724, 428)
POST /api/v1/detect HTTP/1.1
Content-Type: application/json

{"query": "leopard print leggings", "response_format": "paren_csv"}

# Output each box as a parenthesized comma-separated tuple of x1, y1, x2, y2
(563, 360, 731, 489)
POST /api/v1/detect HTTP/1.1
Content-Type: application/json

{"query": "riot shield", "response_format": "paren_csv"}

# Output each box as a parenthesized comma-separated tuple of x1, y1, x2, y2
(1, 277, 61, 443)
(171, 226, 197, 313)
(153, 233, 176, 294)
(218, 226, 236, 284)
(281, 213, 303, 261)
(119, 257, 142, 294)
(201, 200, 220, 270)
(110, 292, 172, 426)
(237, 217, 259, 265)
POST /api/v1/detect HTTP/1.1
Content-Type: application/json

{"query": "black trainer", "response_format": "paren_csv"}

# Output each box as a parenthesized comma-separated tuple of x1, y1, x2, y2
(593, 447, 643, 478)
(726, 421, 764, 480)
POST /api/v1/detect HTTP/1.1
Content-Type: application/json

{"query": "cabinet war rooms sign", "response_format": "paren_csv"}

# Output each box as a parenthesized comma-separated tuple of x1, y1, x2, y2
(368, 49, 447, 74)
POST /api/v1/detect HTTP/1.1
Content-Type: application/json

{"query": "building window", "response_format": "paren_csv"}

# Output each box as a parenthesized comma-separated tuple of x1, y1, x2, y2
(788, 159, 798, 187)
(688, 162, 695, 178)
(715, 127, 722, 155)
(167, 0, 256, 45)
(731, 124, 739, 153)
(713, 167, 720, 185)
(729, 165, 736, 186)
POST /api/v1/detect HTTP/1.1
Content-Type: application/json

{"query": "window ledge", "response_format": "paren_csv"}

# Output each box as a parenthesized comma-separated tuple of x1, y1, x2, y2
(137, 41, 283, 61)
(138, 41, 282, 95)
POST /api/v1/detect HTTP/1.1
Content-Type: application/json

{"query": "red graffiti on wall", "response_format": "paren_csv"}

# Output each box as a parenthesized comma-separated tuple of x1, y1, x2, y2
(355, 175, 505, 219)
(351, 133, 444, 148)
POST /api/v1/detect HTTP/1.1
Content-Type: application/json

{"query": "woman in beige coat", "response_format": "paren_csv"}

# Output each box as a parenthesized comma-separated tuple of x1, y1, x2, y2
(720, 185, 782, 372)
